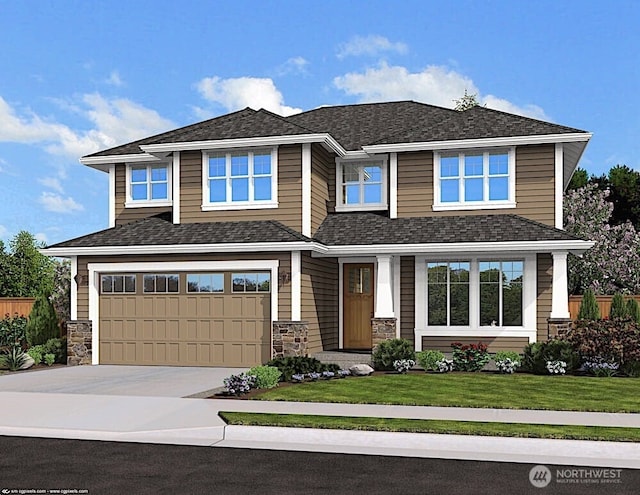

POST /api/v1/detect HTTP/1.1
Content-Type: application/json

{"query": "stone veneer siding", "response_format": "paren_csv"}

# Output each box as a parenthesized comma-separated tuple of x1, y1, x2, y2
(67, 320, 92, 366)
(371, 318, 397, 351)
(547, 318, 573, 339)
(272, 321, 309, 358)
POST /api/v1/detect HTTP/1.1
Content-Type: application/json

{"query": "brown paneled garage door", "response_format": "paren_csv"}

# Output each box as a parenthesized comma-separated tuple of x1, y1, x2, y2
(98, 271, 271, 367)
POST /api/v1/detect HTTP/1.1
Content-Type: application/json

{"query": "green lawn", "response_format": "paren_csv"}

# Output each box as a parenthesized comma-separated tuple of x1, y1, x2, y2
(254, 373, 640, 413)
(219, 412, 640, 442)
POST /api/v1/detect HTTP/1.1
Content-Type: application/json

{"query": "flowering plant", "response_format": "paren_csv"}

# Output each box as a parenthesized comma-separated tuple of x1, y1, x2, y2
(393, 359, 415, 374)
(223, 372, 257, 395)
(451, 342, 490, 371)
(495, 358, 520, 374)
(546, 360, 567, 375)
(583, 357, 620, 377)
(337, 369, 351, 378)
(436, 358, 454, 373)
(291, 373, 305, 382)
(307, 372, 322, 381)
(322, 371, 335, 379)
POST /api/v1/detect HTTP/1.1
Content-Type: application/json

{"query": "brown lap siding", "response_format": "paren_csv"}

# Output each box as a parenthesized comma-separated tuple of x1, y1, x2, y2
(400, 256, 415, 343)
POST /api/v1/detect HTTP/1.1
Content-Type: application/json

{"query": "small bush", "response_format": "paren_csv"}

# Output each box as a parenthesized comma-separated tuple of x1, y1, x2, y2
(27, 346, 45, 365)
(0, 345, 27, 371)
(266, 356, 340, 382)
(577, 289, 601, 320)
(415, 350, 445, 372)
(451, 342, 490, 372)
(494, 352, 521, 374)
(393, 359, 415, 374)
(546, 360, 567, 375)
(582, 357, 619, 377)
(436, 358, 454, 373)
(44, 353, 56, 366)
(372, 339, 415, 371)
(626, 299, 640, 324)
(42, 338, 66, 364)
(609, 293, 628, 320)
(0, 313, 28, 348)
(622, 361, 640, 378)
(247, 365, 281, 389)
(25, 293, 59, 347)
(223, 372, 256, 396)
(522, 340, 580, 375)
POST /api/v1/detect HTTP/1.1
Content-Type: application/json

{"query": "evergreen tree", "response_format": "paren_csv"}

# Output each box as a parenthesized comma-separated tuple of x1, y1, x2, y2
(609, 293, 628, 319)
(578, 289, 601, 320)
(25, 293, 59, 346)
(626, 298, 640, 324)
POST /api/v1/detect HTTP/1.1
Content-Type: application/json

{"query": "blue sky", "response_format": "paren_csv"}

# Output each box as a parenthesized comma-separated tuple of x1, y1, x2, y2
(0, 0, 638, 246)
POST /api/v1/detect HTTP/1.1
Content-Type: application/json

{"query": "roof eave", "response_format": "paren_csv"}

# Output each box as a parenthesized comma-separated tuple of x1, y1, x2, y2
(79, 153, 160, 171)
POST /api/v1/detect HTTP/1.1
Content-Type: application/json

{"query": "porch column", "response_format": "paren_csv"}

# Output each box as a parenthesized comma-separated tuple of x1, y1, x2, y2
(374, 255, 394, 317)
(550, 251, 570, 319)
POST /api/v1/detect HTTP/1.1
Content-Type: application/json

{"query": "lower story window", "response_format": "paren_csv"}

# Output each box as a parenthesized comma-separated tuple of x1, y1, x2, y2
(427, 262, 470, 326)
(479, 261, 523, 326)
(232, 273, 270, 293)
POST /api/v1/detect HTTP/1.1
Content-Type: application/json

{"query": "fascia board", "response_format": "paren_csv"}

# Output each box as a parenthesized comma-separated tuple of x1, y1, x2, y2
(362, 133, 593, 154)
(80, 153, 159, 168)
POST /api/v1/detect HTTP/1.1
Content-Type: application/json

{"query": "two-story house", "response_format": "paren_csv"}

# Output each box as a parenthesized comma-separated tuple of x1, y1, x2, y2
(44, 101, 593, 367)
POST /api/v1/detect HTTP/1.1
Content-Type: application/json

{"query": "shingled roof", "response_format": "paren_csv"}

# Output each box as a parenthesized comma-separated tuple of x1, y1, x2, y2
(313, 212, 583, 245)
(84, 100, 588, 158)
(47, 214, 310, 248)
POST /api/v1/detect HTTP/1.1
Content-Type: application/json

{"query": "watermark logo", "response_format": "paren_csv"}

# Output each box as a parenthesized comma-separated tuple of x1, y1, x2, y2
(529, 465, 552, 488)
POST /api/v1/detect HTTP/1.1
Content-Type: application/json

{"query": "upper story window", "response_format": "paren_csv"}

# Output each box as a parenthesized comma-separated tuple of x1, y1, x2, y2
(126, 163, 172, 208)
(336, 157, 388, 212)
(202, 148, 278, 211)
(433, 148, 515, 211)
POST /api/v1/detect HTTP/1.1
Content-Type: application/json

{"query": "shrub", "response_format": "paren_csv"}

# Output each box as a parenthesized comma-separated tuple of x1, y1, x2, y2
(436, 358, 454, 373)
(247, 365, 281, 389)
(0, 345, 27, 371)
(582, 357, 619, 377)
(626, 299, 640, 324)
(622, 361, 640, 378)
(561, 319, 640, 369)
(522, 340, 580, 375)
(44, 353, 56, 366)
(42, 338, 66, 364)
(546, 360, 567, 375)
(609, 293, 628, 320)
(0, 313, 28, 348)
(393, 359, 415, 374)
(223, 372, 256, 396)
(265, 356, 340, 382)
(577, 289, 601, 320)
(415, 350, 445, 372)
(372, 339, 415, 371)
(27, 345, 44, 365)
(451, 342, 490, 372)
(494, 352, 521, 374)
(25, 293, 59, 347)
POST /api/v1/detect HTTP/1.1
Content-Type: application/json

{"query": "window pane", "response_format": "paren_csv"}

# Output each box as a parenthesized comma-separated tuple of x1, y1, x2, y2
(167, 275, 179, 293)
(428, 263, 448, 283)
(489, 153, 509, 175)
(254, 177, 272, 201)
(450, 283, 469, 325)
(440, 156, 459, 177)
(131, 168, 146, 182)
(231, 178, 249, 201)
(101, 275, 112, 293)
(257, 273, 270, 292)
(231, 154, 248, 176)
(489, 177, 509, 200)
(187, 274, 200, 292)
(344, 184, 360, 204)
(151, 167, 167, 182)
(503, 281, 523, 326)
(156, 275, 167, 293)
(151, 182, 167, 200)
(479, 262, 501, 282)
(125, 276, 136, 293)
(232, 274, 245, 292)
(245, 273, 257, 292)
(211, 274, 224, 292)
(210, 179, 226, 202)
(441, 179, 459, 202)
(428, 284, 447, 325)
(343, 163, 359, 183)
(363, 183, 382, 203)
(363, 166, 381, 182)
(131, 184, 147, 200)
(209, 156, 226, 177)
(143, 275, 155, 293)
(113, 276, 123, 293)
(253, 154, 271, 175)
(464, 155, 483, 176)
(480, 283, 500, 326)
(464, 177, 483, 201)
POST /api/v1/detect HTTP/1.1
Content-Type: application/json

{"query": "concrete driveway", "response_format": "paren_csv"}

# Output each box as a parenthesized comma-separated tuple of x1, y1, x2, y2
(0, 365, 247, 397)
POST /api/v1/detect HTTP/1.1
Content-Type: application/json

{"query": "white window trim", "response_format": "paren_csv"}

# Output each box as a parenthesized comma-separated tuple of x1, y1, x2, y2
(201, 147, 278, 211)
(414, 253, 536, 350)
(88, 260, 279, 365)
(433, 148, 516, 211)
(335, 155, 388, 212)
(125, 161, 173, 208)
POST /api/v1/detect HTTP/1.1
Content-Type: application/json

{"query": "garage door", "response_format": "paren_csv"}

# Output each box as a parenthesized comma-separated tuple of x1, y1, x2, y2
(98, 271, 271, 367)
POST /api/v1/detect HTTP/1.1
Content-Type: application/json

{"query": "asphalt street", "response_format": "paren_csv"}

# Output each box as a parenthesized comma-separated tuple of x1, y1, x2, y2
(0, 436, 638, 495)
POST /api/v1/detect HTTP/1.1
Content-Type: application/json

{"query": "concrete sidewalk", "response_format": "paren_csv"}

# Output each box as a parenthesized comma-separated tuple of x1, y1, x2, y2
(0, 391, 638, 469)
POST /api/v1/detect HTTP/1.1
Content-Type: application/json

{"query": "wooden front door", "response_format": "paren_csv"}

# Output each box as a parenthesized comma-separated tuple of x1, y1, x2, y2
(343, 263, 374, 349)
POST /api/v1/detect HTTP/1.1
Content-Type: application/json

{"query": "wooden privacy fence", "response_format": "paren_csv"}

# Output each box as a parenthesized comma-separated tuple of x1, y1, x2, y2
(568, 295, 640, 320)
(0, 297, 36, 318)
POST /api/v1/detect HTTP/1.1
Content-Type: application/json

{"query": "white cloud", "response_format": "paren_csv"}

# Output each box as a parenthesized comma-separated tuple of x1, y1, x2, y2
(0, 225, 7, 238)
(38, 192, 84, 213)
(0, 93, 175, 159)
(34, 232, 48, 244)
(337, 35, 408, 59)
(333, 62, 549, 120)
(276, 56, 310, 76)
(38, 177, 64, 193)
(106, 70, 124, 87)
(196, 76, 302, 116)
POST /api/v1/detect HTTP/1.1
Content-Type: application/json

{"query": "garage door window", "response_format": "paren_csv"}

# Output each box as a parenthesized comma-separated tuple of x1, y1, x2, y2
(143, 274, 179, 293)
(101, 275, 136, 294)
(232, 273, 270, 293)
(187, 274, 224, 293)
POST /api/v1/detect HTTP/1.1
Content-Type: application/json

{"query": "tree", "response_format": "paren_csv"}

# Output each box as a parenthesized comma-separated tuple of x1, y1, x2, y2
(626, 299, 640, 324)
(584, 165, 640, 228)
(25, 292, 60, 346)
(567, 167, 589, 191)
(0, 231, 55, 298)
(577, 288, 600, 320)
(453, 89, 482, 111)
(564, 183, 640, 294)
(609, 293, 628, 319)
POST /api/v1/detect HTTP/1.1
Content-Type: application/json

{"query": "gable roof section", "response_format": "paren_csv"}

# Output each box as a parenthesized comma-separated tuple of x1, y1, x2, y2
(313, 212, 584, 245)
(82, 100, 589, 160)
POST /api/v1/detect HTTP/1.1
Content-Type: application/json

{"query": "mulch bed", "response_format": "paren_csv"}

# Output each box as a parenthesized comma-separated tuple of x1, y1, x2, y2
(0, 363, 66, 374)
